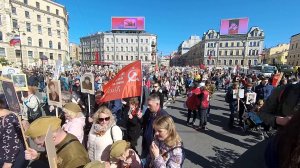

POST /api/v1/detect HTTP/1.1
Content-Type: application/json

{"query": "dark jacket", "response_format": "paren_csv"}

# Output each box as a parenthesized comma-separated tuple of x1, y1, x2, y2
(259, 83, 300, 127)
(141, 108, 168, 157)
(255, 84, 274, 101)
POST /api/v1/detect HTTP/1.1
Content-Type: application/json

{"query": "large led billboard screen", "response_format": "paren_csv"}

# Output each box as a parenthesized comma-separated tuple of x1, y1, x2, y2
(220, 18, 249, 35)
(112, 17, 145, 30)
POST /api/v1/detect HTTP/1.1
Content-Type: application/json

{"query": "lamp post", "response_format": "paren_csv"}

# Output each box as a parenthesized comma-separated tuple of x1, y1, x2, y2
(12, 27, 25, 69)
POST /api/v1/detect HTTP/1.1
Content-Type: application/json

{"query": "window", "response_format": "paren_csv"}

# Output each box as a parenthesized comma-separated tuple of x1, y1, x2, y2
(141, 47, 143, 52)
(126, 56, 128, 60)
(231, 42, 234, 47)
(237, 42, 240, 47)
(27, 37, 32, 46)
(48, 28, 52, 36)
(235, 60, 238, 65)
(49, 41, 53, 48)
(12, 7, 17, 15)
(56, 9, 59, 15)
(111, 47, 114, 51)
(50, 53, 53, 60)
(248, 60, 252, 65)
(145, 56, 148, 61)
(24, 0, 28, 4)
(225, 42, 228, 47)
(225, 50, 228, 56)
(131, 39, 133, 43)
(121, 55, 124, 60)
(220, 43, 223, 47)
(229, 60, 233, 65)
(257, 41, 260, 47)
(25, 11, 30, 18)
(36, 2, 40, 9)
(253, 42, 256, 46)
(57, 30, 61, 38)
(12, 19, 18, 29)
(131, 47, 133, 52)
(56, 20, 60, 27)
(0, 48, 5, 57)
(219, 51, 222, 56)
(106, 38, 109, 42)
(249, 50, 252, 55)
(250, 42, 252, 47)
(26, 22, 31, 32)
(38, 25, 42, 34)
(0, 15, 2, 25)
(0, 31, 2, 41)
(207, 60, 210, 65)
(141, 39, 143, 43)
(15, 50, 21, 57)
(39, 39, 43, 47)
(145, 46, 148, 52)
(136, 39, 138, 43)
(121, 38, 123, 43)
(116, 55, 119, 60)
(106, 47, 109, 51)
(241, 60, 244, 65)
(121, 47, 123, 51)
(254, 60, 258, 65)
(28, 51, 33, 57)
(236, 50, 239, 55)
(296, 43, 298, 48)
(106, 55, 109, 60)
(47, 18, 51, 24)
(146, 39, 148, 43)
(126, 39, 128, 43)
(126, 47, 128, 52)
(131, 56, 133, 60)
(37, 15, 41, 22)
(58, 42, 61, 49)
(230, 50, 233, 55)
(47, 6, 50, 12)
(116, 38, 118, 43)
(224, 60, 227, 65)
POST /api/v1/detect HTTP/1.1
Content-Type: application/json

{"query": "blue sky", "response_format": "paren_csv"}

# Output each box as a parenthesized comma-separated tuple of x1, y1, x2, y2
(57, 0, 300, 55)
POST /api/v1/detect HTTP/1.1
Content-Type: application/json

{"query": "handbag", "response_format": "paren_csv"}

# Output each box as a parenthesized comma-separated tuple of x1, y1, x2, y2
(25, 96, 42, 123)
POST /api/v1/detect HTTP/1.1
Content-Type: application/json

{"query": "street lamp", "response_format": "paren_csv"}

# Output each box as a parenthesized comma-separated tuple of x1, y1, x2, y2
(12, 27, 26, 69)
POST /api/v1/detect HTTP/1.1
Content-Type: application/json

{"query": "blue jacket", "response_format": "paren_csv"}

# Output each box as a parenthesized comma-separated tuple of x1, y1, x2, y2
(108, 99, 122, 114)
(255, 84, 274, 101)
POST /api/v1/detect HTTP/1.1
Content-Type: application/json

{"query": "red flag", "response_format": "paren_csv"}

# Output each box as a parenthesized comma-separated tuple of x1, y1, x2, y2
(100, 60, 142, 102)
(272, 73, 283, 87)
(10, 36, 21, 46)
(94, 51, 99, 64)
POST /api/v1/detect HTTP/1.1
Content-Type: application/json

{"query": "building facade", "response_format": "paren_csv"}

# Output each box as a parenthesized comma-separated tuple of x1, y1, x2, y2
(0, 0, 69, 67)
(287, 33, 300, 66)
(265, 43, 289, 65)
(80, 31, 157, 65)
(174, 27, 264, 67)
(177, 35, 201, 55)
(69, 43, 81, 63)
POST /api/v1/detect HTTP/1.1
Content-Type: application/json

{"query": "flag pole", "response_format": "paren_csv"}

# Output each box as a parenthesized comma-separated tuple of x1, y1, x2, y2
(139, 60, 143, 110)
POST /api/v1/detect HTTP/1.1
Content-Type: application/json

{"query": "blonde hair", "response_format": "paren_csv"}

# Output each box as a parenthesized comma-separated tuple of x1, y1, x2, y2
(153, 115, 181, 147)
(28, 86, 37, 95)
(64, 109, 83, 119)
(93, 106, 116, 126)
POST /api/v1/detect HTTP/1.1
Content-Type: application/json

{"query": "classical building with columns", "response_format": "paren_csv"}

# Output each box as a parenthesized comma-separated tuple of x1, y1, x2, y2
(0, 0, 69, 67)
(174, 27, 264, 67)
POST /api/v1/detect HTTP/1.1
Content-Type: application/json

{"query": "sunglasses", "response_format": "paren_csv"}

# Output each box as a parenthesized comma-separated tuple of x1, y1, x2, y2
(153, 86, 159, 88)
(97, 117, 110, 122)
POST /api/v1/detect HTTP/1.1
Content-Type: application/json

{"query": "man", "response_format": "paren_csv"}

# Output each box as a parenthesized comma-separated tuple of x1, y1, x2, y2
(141, 94, 169, 157)
(255, 77, 274, 101)
(82, 76, 93, 90)
(151, 82, 164, 108)
(25, 117, 90, 168)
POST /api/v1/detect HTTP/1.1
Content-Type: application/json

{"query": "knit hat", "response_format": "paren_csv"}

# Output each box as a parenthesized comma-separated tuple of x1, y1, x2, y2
(25, 117, 61, 138)
(84, 161, 105, 168)
(63, 102, 81, 114)
(110, 140, 130, 158)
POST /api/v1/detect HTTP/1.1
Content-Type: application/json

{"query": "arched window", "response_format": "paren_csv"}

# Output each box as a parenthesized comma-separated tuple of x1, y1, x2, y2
(224, 60, 227, 65)
(248, 60, 252, 65)
(229, 60, 233, 65)
(49, 41, 53, 49)
(207, 60, 210, 65)
(235, 60, 238, 65)
(0, 31, 2, 41)
(27, 37, 32, 46)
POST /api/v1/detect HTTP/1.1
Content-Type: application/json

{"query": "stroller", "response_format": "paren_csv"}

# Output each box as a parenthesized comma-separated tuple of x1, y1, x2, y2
(240, 100, 267, 140)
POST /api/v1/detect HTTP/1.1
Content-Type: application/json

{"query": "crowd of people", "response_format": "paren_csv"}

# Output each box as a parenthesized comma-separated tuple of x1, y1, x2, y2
(0, 64, 300, 168)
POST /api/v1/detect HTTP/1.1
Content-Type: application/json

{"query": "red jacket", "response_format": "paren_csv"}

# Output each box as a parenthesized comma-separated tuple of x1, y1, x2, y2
(200, 89, 210, 109)
(186, 87, 201, 110)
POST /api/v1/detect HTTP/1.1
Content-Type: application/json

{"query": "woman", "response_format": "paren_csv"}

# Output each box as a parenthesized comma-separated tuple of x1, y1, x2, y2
(124, 98, 142, 153)
(0, 99, 28, 168)
(62, 102, 85, 143)
(22, 86, 41, 124)
(110, 140, 142, 168)
(185, 81, 200, 126)
(88, 106, 123, 162)
(149, 115, 184, 168)
(48, 81, 60, 102)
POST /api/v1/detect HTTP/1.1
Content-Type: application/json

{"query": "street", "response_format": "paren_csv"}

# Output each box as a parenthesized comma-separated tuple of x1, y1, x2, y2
(150, 92, 267, 168)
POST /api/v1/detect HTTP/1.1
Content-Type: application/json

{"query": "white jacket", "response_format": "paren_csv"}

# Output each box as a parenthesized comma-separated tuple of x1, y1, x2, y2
(88, 124, 122, 162)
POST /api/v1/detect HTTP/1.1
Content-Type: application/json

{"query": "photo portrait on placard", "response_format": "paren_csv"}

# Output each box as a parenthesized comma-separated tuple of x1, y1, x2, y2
(246, 93, 257, 105)
(12, 74, 28, 91)
(2, 81, 21, 113)
(47, 80, 62, 108)
(80, 73, 95, 94)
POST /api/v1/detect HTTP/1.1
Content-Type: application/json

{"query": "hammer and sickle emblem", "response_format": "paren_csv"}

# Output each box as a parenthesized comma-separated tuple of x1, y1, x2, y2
(128, 70, 139, 82)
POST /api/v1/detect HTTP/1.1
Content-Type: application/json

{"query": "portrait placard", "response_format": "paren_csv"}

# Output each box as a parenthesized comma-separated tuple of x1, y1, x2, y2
(246, 93, 257, 105)
(2, 81, 21, 113)
(80, 73, 95, 94)
(12, 74, 28, 91)
(47, 80, 62, 108)
(45, 126, 58, 168)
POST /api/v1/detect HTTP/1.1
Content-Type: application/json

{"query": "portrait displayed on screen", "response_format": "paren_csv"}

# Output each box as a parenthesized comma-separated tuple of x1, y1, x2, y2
(228, 19, 239, 35)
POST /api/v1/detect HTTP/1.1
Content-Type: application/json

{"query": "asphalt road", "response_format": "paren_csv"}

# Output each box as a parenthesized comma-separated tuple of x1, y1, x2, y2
(137, 91, 268, 168)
